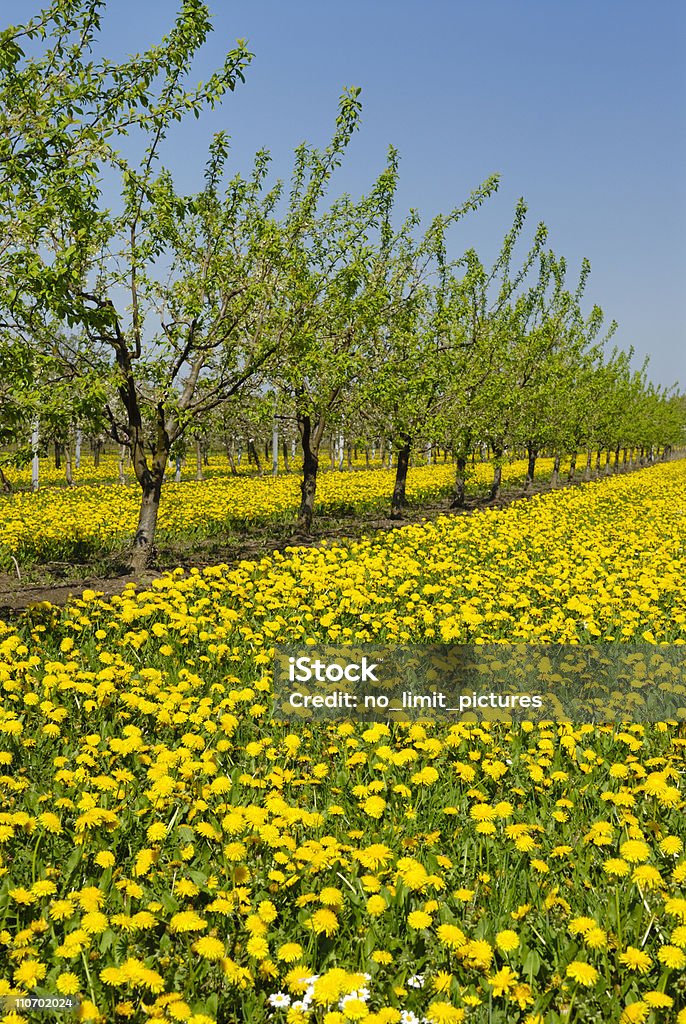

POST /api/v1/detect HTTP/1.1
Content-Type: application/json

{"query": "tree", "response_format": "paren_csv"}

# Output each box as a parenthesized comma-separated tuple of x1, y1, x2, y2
(439, 202, 548, 502)
(2, 2, 287, 567)
(275, 138, 402, 534)
(361, 174, 499, 518)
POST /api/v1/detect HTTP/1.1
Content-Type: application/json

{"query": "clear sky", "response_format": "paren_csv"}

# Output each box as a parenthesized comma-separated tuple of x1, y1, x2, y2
(8, 0, 686, 387)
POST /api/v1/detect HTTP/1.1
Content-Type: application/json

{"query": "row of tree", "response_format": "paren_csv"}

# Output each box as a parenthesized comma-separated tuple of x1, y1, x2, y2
(2, 2, 684, 569)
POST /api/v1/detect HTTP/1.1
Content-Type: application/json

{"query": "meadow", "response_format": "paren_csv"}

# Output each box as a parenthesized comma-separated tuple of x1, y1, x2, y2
(0, 460, 684, 1022)
(0, 457, 567, 570)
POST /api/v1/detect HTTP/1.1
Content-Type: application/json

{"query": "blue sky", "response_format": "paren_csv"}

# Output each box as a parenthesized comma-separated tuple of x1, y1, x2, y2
(9, 0, 686, 387)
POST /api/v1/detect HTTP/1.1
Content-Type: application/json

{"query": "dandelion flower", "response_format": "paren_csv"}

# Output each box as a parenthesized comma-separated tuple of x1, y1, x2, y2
(495, 930, 519, 952)
(565, 961, 598, 987)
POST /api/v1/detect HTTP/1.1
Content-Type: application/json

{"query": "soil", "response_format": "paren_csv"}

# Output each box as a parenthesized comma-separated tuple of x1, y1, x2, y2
(0, 468, 638, 616)
(0, 480, 558, 616)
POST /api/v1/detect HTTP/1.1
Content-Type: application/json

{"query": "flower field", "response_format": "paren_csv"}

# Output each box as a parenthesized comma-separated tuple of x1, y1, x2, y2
(2, 454, 290, 491)
(0, 458, 565, 569)
(0, 461, 685, 1023)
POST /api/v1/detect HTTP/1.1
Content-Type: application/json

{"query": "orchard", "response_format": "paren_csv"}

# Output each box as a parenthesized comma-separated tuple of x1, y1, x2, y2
(0, 4, 685, 1022)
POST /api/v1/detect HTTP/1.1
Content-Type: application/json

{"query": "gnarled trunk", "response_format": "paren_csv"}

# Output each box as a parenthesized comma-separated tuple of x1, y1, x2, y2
(551, 452, 561, 487)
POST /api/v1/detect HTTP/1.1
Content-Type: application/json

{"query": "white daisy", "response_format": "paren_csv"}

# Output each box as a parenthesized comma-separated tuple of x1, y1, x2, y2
(267, 991, 291, 1009)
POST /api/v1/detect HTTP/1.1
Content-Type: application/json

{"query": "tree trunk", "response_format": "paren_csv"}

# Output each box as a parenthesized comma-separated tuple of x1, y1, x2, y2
(451, 454, 468, 508)
(130, 439, 168, 573)
(0, 467, 12, 493)
(227, 441, 238, 476)
(118, 446, 126, 485)
(489, 446, 503, 501)
(54, 441, 62, 469)
(272, 419, 279, 477)
(622, 447, 628, 472)
(365, 447, 370, 467)
(613, 444, 621, 473)
(568, 451, 577, 482)
(282, 439, 290, 474)
(347, 445, 353, 469)
(583, 450, 592, 481)
(524, 445, 537, 492)
(65, 445, 73, 486)
(390, 435, 412, 519)
(174, 456, 182, 483)
(93, 439, 101, 467)
(75, 429, 82, 469)
(247, 439, 262, 475)
(296, 413, 325, 534)
(595, 449, 602, 476)
(551, 452, 561, 487)
(130, 476, 163, 572)
(196, 438, 204, 481)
